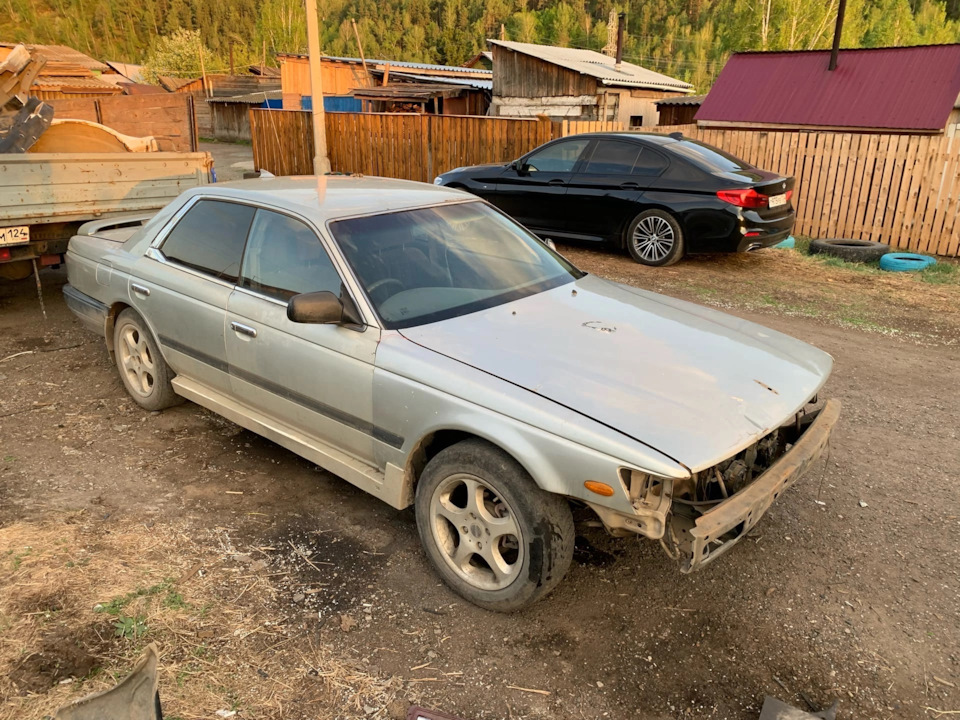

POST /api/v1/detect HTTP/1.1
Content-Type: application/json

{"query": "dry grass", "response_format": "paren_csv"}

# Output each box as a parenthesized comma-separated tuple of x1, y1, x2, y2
(0, 512, 405, 720)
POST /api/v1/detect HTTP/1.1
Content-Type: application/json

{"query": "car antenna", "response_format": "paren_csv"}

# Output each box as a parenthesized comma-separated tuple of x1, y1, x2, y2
(669, 131, 684, 140)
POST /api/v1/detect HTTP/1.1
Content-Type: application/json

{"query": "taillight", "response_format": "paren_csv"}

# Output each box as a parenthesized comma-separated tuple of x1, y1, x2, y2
(0, 248, 11, 262)
(717, 187, 769, 208)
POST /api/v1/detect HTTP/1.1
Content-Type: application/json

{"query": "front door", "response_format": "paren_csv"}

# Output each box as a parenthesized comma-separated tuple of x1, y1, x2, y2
(224, 207, 379, 465)
(131, 198, 255, 394)
(493, 137, 591, 236)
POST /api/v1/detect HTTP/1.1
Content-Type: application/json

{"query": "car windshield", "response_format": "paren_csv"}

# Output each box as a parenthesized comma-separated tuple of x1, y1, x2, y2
(330, 201, 583, 329)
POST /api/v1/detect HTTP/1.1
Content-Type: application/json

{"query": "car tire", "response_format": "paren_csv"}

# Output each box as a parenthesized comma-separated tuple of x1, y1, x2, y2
(415, 439, 574, 612)
(809, 238, 891, 263)
(113, 308, 181, 411)
(625, 210, 684, 266)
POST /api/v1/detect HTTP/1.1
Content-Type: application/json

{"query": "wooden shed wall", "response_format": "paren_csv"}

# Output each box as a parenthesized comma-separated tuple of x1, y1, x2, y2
(492, 47, 596, 98)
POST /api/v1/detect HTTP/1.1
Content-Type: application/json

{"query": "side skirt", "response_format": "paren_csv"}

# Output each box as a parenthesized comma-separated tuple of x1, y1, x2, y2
(171, 376, 412, 510)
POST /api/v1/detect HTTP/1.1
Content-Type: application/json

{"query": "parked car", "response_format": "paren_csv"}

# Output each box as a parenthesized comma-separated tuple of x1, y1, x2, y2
(435, 132, 796, 266)
(64, 177, 838, 611)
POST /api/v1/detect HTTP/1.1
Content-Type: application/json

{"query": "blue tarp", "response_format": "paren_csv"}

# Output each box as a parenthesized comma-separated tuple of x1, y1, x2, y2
(299, 95, 362, 112)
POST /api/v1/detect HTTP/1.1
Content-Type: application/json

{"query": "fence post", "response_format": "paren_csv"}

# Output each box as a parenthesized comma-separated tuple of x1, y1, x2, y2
(424, 114, 433, 181)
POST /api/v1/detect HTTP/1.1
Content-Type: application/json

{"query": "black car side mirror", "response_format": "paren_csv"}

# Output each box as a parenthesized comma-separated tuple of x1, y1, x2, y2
(512, 160, 530, 176)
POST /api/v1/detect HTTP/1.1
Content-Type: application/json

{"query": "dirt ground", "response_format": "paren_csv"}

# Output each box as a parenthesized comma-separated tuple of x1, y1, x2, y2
(2, 241, 959, 720)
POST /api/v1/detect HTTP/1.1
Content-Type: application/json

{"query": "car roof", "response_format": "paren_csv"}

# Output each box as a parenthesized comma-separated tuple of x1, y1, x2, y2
(565, 131, 682, 146)
(184, 175, 472, 221)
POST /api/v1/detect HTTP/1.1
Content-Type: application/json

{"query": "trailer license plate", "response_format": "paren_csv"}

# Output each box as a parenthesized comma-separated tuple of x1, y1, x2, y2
(0, 225, 29, 247)
(768, 194, 787, 208)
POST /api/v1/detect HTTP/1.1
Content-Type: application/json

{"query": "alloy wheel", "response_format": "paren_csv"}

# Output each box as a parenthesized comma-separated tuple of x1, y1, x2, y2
(429, 473, 523, 591)
(118, 325, 156, 398)
(632, 216, 675, 263)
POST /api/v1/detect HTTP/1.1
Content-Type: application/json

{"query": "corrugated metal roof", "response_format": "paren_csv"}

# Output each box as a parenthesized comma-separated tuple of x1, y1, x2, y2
(372, 71, 492, 90)
(277, 53, 492, 77)
(0, 42, 107, 71)
(697, 45, 960, 131)
(208, 89, 284, 104)
(34, 75, 121, 91)
(655, 93, 706, 107)
(105, 61, 146, 83)
(487, 40, 693, 92)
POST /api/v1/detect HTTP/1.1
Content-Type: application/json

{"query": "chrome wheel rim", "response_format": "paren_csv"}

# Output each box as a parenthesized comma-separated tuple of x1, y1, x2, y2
(118, 325, 156, 398)
(632, 216, 675, 262)
(429, 473, 523, 591)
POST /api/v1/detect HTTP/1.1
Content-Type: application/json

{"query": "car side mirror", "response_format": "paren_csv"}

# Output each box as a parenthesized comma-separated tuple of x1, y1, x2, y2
(287, 291, 345, 324)
(513, 160, 530, 176)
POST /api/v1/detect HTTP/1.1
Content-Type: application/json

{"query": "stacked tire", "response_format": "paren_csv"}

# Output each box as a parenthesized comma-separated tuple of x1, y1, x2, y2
(808, 238, 891, 263)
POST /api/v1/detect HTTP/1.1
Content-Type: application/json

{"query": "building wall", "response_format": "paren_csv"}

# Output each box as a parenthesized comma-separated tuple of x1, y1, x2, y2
(279, 57, 373, 109)
(209, 103, 252, 142)
(946, 107, 960, 137)
(657, 102, 700, 126)
(492, 46, 596, 99)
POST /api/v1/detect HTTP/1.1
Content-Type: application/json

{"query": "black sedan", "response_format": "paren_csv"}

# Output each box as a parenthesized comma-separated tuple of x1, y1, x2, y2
(435, 132, 795, 266)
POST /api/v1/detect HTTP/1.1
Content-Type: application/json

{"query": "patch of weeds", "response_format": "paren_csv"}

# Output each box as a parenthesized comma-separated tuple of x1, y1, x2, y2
(163, 590, 189, 610)
(95, 578, 177, 616)
(793, 236, 812, 254)
(920, 262, 960, 285)
(690, 286, 720, 299)
(113, 615, 148, 639)
(3, 455, 15, 463)
(10, 547, 33, 570)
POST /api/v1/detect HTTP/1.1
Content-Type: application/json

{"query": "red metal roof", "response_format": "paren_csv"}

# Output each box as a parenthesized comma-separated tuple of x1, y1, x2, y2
(696, 45, 960, 131)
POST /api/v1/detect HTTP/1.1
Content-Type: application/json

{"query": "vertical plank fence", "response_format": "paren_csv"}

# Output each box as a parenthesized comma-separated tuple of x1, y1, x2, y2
(250, 109, 960, 256)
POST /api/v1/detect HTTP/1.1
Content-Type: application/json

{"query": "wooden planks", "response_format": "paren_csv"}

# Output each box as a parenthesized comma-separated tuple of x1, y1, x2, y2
(251, 111, 960, 256)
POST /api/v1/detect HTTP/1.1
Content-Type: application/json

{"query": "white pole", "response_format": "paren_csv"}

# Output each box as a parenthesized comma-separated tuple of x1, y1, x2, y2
(304, 0, 331, 174)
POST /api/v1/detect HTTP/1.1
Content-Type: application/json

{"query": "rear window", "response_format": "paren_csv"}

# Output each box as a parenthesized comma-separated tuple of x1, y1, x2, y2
(160, 199, 255, 283)
(667, 140, 751, 174)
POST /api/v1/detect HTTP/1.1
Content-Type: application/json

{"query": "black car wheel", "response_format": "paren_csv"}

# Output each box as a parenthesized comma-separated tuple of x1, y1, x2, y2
(626, 210, 684, 266)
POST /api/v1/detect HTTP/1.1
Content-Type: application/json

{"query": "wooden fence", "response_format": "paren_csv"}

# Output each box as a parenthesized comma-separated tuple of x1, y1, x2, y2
(249, 110, 960, 256)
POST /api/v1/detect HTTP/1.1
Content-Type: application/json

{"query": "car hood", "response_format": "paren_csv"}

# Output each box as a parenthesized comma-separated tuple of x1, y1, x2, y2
(399, 274, 832, 472)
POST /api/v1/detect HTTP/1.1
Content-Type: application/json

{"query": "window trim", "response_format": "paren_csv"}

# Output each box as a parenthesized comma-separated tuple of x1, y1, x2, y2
(579, 138, 645, 176)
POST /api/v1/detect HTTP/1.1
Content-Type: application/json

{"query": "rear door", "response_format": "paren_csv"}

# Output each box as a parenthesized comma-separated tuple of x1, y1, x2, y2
(224, 207, 380, 465)
(132, 198, 254, 394)
(492, 137, 591, 234)
(565, 139, 668, 240)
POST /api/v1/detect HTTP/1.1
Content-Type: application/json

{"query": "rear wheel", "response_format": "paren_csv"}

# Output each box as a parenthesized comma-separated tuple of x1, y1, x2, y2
(626, 209, 684, 266)
(415, 439, 574, 612)
(113, 309, 181, 411)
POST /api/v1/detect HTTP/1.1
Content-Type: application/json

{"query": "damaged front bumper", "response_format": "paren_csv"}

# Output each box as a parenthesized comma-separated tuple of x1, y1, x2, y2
(665, 398, 841, 572)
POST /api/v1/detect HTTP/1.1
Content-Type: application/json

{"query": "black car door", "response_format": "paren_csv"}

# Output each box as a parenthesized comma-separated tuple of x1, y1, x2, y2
(565, 139, 670, 241)
(492, 137, 591, 234)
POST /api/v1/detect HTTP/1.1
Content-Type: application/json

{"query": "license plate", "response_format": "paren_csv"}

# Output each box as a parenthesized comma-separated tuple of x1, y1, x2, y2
(768, 193, 787, 208)
(0, 225, 30, 247)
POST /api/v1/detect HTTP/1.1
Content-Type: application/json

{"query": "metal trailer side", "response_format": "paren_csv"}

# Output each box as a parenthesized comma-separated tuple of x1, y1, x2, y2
(0, 151, 212, 280)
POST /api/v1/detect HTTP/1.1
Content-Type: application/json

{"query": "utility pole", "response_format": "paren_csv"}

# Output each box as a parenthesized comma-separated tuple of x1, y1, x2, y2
(304, 0, 331, 174)
(829, 0, 847, 71)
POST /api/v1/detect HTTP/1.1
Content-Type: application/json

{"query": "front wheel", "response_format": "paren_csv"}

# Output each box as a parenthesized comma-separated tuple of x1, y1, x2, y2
(415, 439, 574, 612)
(625, 209, 684, 266)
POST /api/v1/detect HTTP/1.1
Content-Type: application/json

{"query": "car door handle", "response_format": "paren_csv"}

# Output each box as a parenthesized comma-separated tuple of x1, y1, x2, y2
(230, 321, 257, 338)
(620, 182, 640, 190)
(131, 282, 150, 297)
(547, 179, 566, 186)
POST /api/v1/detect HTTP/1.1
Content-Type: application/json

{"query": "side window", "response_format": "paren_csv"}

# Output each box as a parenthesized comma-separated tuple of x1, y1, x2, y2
(635, 148, 670, 176)
(240, 209, 343, 302)
(524, 138, 590, 173)
(160, 199, 255, 283)
(582, 140, 643, 174)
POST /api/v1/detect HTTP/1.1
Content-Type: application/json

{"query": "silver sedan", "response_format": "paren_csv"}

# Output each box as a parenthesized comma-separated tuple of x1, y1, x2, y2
(64, 177, 840, 611)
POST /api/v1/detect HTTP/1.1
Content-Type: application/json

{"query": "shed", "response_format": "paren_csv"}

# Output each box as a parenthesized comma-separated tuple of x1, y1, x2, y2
(487, 40, 692, 125)
(654, 94, 705, 126)
(207, 90, 284, 141)
(697, 45, 960, 134)
(172, 73, 281, 139)
(278, 54, 492, 114)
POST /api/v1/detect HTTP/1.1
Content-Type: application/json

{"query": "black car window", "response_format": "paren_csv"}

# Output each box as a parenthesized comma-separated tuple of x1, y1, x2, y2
(634, 147, 670, 176)
(524, 138, 590, 173)
(160, 199, 255, 283)
(582, 140, 643, 174)
(667, 139, 750, 173)
(240, 209, 343, 302)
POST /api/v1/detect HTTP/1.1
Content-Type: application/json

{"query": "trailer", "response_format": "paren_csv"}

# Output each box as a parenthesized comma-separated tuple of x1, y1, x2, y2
(0, 151, 212, 280)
